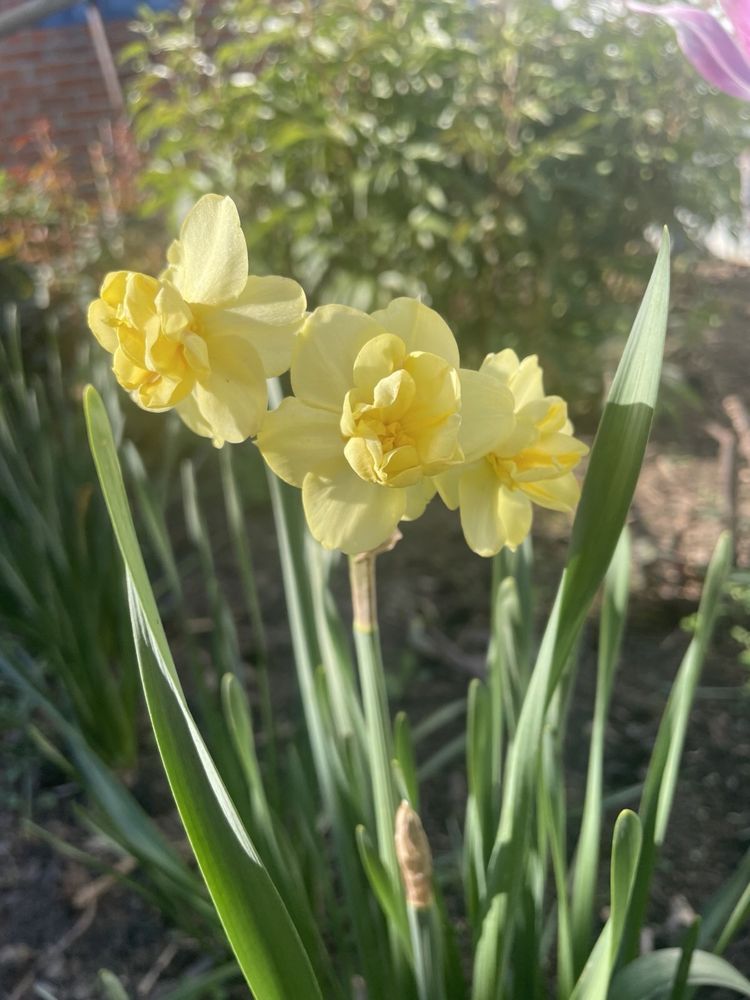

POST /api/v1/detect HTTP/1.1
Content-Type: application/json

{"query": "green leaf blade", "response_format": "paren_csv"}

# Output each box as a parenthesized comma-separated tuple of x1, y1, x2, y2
(552, 231, 671, 691)
(609, 949, 750, 1000)
(84, 386, 324, 1000)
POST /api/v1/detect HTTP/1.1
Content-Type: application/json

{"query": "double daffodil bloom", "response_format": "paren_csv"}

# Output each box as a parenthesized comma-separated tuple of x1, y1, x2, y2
(88, 194, 306, 446)
(436, 349, 588, 557)
(257, 298, 515, 554)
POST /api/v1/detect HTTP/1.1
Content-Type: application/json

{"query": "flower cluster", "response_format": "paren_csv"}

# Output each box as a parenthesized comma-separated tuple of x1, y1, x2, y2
(89, 195, 587, 556)
(88, 195, 306, 446)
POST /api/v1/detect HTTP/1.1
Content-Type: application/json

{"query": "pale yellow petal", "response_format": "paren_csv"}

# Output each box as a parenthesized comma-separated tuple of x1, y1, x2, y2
(351, 334, 406, 393)
(170, 194, 248, 306)
(99, 270, 128, 307)
(192, 336, 267, 445)
(371, 298, 460, 368)
(496, 487, 533, 549)
(509, 354, 545, 407)
(480, 348, 519, 385)
(257, 397, 346, 486)
(138, 371, 193, 410)
(302, 468, 405, 555)
(416, 412, 462, 473)
(88, 298, 118, 353)
(379, 444, 423, 487)
(521, 472, 581, 513)
(192, 275, 306, 377)
(291, 305, 387, 412)
(402, 353, 460, 433)
(122, 273, 161, 332)
(493, 417, 539, 459)
(457, 460, 507, 557)
(176, 394, 215, 442)
(344, 436, 379, 484)
(458, 368, 516, 462)
(183, 332, 210, 376)
(112, 347, 148, 392)
(402, 479, 436, 521)
(434, 465, 462, 510)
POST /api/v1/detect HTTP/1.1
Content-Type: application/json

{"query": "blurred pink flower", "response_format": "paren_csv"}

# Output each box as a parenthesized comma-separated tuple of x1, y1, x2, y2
(629, 1, 750, 100)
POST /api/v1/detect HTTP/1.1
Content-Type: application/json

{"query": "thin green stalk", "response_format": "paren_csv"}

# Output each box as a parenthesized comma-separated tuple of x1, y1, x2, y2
(264, 435, 393, 996)
(350, 551, 399, 881)
(408, 907, 446, 1000)
(349, 548, 413, 996)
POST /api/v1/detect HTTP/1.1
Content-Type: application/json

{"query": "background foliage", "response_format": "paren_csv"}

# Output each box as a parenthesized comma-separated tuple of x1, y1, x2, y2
(123, 0, 748, 413)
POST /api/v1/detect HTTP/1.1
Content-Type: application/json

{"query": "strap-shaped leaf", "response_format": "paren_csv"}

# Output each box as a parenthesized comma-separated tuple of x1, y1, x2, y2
(569, 809, 642, 1000)
(609, 949, 750, 1000)
(84, 385, 324, 1000)
(551, 230, 671, 692)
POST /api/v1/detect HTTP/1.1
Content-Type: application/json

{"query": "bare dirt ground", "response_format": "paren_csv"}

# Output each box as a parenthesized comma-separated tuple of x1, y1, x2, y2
(1, 263, 748, 998)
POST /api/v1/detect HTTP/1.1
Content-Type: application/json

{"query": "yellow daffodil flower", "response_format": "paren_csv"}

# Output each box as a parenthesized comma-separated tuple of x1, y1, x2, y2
(87, 194, 306, 446)
(436, 349, 588, 557)
(257, 298, 515, 554)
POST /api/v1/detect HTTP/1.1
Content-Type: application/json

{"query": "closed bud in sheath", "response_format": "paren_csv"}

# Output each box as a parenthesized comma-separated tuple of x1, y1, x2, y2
(395, 799, 433, 909)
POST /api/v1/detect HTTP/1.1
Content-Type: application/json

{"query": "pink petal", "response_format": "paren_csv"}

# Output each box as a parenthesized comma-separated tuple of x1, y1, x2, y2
(629, 2, 750, 100)
(721, 1, 750, 60)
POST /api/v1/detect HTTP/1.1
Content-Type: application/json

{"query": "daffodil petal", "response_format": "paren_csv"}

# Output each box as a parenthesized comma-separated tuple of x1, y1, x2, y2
(291, 305, 387, 412)
(521, 472, 581, 513)
(458, 460, 507, 557)
(170, 195, 249, 306)
(257, 397, 346, 486)
(480, 348, 520, 384)
(192, 336, 267, 445)
(371, 298, 460, 368)
(497, 488, 533, 549)
(100, 270, 128, 307)
(458, 368, 516, 462)
(193, 275, 306, 376)
(402, 479, 436, 521)
(112, 347, 149, 392)
(302, 468, 405, 554)
(434, 465, 462, 510)
(87, 298, 117, 353)
(509, 355, 545, 407)
(176, 394, 215, 442)
(351, 334, 407, 393)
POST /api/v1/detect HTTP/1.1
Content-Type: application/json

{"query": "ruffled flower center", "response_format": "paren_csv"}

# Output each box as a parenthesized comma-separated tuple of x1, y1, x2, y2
(101, 271, 210, 410)
(340, 333, 463, 488)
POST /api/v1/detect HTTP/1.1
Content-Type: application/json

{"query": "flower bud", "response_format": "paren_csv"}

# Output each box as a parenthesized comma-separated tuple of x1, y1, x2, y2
(394, 800, 433, 909)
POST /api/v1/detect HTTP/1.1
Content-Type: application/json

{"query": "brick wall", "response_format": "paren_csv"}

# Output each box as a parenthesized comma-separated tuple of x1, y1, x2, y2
(0, 10, 134, 181)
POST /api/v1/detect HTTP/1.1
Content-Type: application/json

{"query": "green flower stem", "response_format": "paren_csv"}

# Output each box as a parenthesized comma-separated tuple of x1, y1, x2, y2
(350, 551, 399, 882)
(409, 905, 446, 1000)
(350, 549, 413, 992)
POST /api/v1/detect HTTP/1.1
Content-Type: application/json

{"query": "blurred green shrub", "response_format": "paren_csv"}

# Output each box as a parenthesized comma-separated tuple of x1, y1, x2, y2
(726, 570, 750, 674)
(123, 0, 747, 415)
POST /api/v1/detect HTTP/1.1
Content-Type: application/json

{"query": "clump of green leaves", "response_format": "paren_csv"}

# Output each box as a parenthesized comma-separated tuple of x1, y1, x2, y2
(84, 235, 750, 997)
(0, 308, 139, 767)
(123, 0, 746, 412)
